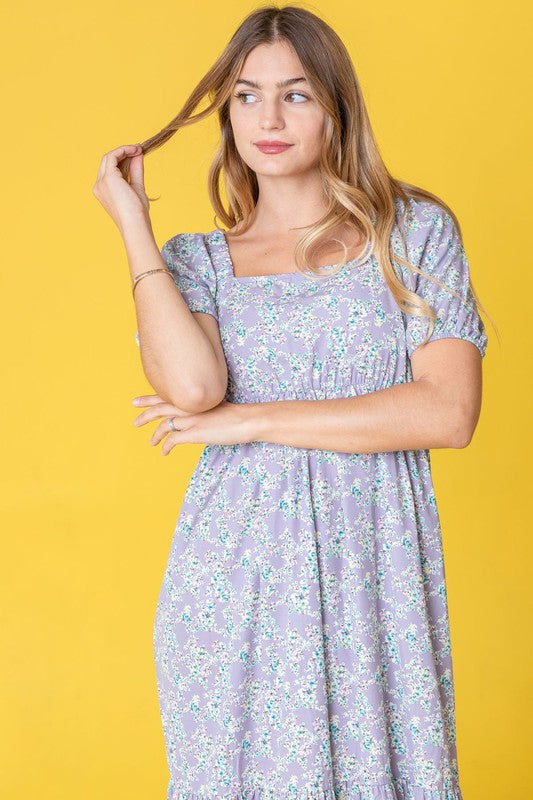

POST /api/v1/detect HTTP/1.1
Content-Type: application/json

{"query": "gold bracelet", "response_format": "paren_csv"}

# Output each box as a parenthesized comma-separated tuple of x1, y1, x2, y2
(132, 268, 175, 298)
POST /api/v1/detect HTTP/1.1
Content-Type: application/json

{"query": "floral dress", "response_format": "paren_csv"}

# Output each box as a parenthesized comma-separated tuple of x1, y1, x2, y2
(136, 197, 488, 800)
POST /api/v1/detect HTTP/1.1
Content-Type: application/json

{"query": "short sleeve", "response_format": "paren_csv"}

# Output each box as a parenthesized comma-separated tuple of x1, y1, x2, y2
(162, 232, 219, 321)
(134, 232, 219, 346)
(399, 199, 488, 360)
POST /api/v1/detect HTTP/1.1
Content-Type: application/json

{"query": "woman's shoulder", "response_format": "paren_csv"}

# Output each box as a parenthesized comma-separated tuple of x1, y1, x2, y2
(161, 230, 207, 251)
(390, 195, 463, 293)
(394, 196, 460, 261)
(394, 195, 453, 233)
(161, 229, 220, 259)
(159, 230, 219, 280)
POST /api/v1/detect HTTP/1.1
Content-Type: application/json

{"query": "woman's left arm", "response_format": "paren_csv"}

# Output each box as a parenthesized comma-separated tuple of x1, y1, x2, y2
(245, 337, 483, 454)
(137, 335, 483, 455)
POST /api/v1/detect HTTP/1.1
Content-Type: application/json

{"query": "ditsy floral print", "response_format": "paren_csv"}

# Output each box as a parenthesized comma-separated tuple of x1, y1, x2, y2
(139, 198, 487, 800)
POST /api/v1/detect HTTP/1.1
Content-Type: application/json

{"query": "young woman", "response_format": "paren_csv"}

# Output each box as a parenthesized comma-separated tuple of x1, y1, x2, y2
(93, 6, 490, 799)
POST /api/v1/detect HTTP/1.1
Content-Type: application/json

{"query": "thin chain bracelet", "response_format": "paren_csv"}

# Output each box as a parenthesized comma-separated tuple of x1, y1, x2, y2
(132, 268, 175, 298)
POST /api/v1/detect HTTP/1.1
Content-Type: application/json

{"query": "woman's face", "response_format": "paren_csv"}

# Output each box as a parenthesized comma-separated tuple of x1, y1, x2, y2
(229, 40, 325, 179)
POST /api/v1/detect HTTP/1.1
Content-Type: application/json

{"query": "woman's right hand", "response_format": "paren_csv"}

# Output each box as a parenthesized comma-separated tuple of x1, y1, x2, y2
(92, 144, 150, 232)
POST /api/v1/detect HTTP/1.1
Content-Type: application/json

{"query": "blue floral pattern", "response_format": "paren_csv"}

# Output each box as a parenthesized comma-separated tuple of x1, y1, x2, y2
(144, 198, 487, 800)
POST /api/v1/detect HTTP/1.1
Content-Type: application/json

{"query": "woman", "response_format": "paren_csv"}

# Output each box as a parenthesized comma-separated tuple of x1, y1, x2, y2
(93, 6, 489, 799)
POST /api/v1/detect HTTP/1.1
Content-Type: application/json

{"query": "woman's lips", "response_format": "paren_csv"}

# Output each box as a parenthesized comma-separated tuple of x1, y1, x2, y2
(255, 143, 293, 154)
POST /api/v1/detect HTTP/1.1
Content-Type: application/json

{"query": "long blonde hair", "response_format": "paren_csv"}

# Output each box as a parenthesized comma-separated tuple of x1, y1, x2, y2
(123, 4, 495, 346)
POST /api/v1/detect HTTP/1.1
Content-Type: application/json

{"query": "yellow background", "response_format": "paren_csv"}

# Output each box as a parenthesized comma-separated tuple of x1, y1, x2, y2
(1, 1, 530, 798)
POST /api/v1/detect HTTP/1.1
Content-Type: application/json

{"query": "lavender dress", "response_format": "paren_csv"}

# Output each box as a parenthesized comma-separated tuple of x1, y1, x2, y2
(139, 197, 487, 800)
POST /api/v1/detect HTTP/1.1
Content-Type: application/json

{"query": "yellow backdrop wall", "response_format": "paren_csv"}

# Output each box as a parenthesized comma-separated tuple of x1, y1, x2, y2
(1, 1, 529, 798)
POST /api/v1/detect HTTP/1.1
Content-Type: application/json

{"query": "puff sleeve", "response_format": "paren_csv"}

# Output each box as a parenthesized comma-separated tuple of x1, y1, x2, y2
(134, 232, 219, 347)
(399, 200, 488, 360)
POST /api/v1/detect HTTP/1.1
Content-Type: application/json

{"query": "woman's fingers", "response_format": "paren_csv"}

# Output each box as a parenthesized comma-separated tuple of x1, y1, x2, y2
(132, 399, 197, 428)
(131, 393, 195, 413)
(132, 394, 164, 406)
(133, 405, 174, 427)
(129, 149, 145, 193)
(149, 418, 174, 444)
(95, 144, 142, 183)
(149, 416, 190, 446)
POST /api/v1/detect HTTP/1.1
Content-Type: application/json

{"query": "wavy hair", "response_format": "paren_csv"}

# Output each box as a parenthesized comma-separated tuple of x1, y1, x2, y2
(122, 3, 494, 346)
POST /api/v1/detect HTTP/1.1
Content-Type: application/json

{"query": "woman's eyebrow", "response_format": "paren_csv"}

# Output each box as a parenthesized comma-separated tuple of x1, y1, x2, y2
(234, 77, 309, 89)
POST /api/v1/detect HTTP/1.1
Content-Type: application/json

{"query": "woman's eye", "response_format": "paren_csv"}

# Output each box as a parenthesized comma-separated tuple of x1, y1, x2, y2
(287, 92, 309, 100)
(235, 92, 255, 104)
(234, 91, 309, 104)
(286, 92, 308, 102)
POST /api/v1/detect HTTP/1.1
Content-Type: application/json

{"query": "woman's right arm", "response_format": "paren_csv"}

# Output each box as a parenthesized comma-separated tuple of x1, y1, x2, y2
(92, 144, 227, 413)
(122, 214, 228, 413)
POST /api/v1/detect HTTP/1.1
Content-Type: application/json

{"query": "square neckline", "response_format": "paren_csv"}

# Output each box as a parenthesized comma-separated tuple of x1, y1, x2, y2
(215, 228, 373, 281)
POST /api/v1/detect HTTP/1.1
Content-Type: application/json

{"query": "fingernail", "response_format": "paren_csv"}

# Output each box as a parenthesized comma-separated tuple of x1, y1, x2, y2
(132, 398, 140, 405)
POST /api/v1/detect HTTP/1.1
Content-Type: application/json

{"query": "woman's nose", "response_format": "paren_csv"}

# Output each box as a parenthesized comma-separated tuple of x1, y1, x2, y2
(258, 99, 286, 128)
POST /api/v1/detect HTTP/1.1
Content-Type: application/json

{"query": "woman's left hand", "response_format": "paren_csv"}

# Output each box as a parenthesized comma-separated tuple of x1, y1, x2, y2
(131, 393, 256, 454)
